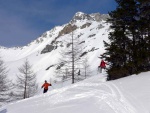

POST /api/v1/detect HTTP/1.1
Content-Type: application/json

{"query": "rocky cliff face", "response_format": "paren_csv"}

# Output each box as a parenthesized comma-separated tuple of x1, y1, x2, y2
(41, 12, 110, 54)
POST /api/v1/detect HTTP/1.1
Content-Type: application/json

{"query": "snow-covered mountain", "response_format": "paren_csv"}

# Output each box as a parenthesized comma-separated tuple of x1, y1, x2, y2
(0, 12, 110, 84)
(1, 12, 150, 113)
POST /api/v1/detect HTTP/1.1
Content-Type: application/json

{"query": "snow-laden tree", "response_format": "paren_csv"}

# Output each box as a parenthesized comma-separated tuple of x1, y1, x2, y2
(0, 57, 12, 106)
(15, 59, 38, 99)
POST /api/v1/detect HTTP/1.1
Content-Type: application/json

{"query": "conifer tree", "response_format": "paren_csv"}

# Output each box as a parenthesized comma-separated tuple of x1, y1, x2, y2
(137, 0, 150, 71)
(101, 0, 141, 80)
(102, 0, 150, 80)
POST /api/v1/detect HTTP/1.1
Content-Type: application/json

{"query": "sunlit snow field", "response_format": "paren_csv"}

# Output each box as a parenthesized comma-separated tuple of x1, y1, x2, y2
(0, 72, 150, 113)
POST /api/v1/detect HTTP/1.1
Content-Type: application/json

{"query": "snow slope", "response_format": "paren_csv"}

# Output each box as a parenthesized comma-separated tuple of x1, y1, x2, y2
(0, 12, 110, 84)
(1, 12, 150, 113)
(0, 72, 150, 113)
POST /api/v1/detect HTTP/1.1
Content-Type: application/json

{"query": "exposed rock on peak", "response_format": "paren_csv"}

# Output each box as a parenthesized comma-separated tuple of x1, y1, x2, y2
(80, 23, 91, 29)
(74, 12, 85, 17)
(58, 24, 77, 36)
(90, 13, 110, 21)
(70, 12, 94, 23)
(49, 24, 78, 46)
(99, 14, 110, 21)
(70, 12, 110, 23)
(41, 44, 55, 54)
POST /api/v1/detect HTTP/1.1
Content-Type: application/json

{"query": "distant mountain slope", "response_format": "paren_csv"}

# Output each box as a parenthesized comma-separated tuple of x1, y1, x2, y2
(0, 12, 110, 83)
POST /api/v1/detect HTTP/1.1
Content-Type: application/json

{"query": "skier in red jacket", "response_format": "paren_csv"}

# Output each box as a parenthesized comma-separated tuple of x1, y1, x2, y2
(41, 80, 52, 93)
(99, 60, 106, 73)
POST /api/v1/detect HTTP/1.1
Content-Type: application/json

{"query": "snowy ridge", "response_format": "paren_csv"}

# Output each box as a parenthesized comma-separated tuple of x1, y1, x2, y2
(0, 12, 110, 83)
(0, 72, 150, 113)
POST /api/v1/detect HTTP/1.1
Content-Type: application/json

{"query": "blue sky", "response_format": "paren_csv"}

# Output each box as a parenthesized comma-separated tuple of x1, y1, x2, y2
(0, 0, 117, 47)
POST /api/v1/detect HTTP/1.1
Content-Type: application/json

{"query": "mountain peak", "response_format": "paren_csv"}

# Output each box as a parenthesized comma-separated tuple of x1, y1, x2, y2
(74, 12, 85, 16)
(70, 12, 109, 23)
(70, 12, 94, 23)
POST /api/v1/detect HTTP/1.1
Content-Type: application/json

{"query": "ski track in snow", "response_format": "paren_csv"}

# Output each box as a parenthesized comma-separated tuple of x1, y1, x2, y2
(0, 75, 145, 113)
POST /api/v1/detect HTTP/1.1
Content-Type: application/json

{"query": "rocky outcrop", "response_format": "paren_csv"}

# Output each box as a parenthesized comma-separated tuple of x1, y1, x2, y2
(97, 24, 104, 29)
(91, 13, 110, 22)
(50, 24, 77, 45)
(41, 32, 47, 38)
(90, 13, 110, 22)
(80, 23, 91, 29)
(56, 63, 64, 70)
(36, 38, 44, 44)
(41, 44, 55, 54)
(46, 65, 55, 70)
(70, 12, 94, 23)
(88, 34, 96, 38)
(70, 12, 110, 23)
(79, 41, 85, 45)
(80, 51, 88, 57)
(90, 13, 101, 22)
(88, 47, 99, 52)
(80, 47, 99, 57)
(58, 24, 77, 37)
(100, 14, 110, 21)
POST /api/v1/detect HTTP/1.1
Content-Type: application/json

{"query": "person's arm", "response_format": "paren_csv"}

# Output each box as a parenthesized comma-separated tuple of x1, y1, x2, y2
(41, 84, 44, 88)
(49, 83, 52, 86)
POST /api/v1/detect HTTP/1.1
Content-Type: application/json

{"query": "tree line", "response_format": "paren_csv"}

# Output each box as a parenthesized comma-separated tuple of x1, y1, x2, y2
(0, 57, 37, 106)
(101, 0, 150, 80)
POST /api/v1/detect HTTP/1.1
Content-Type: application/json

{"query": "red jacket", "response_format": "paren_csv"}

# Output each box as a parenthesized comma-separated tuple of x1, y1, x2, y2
(100, 60, 106, 68)
(42, 83, 51, 89)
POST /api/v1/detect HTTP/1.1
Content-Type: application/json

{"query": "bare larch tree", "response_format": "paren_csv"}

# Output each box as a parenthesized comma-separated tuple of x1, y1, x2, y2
(0, 57, 12, 106)
(56, 24, 89, 84)
(15, 59, 37, 99)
